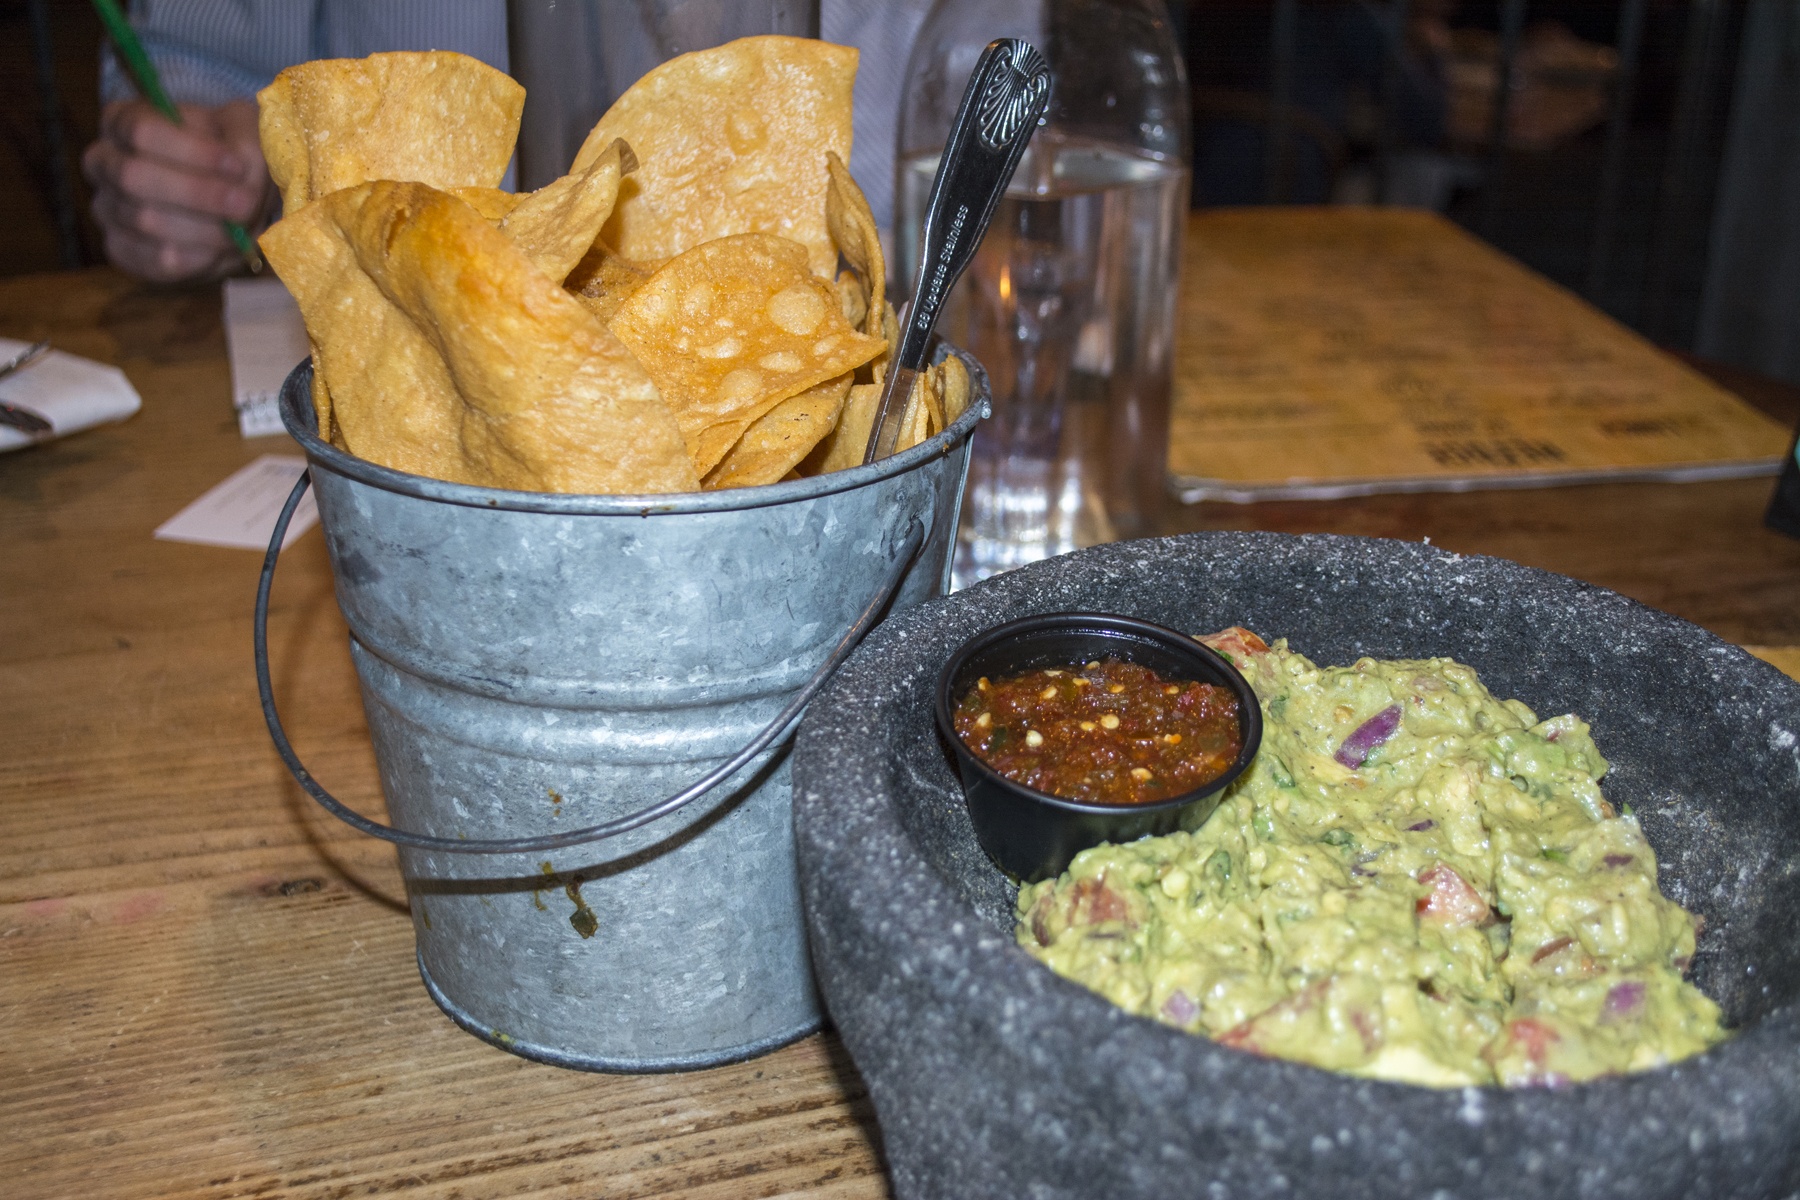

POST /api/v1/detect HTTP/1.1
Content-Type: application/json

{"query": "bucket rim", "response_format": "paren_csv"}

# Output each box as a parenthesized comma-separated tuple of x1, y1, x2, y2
(279, 348, 989, 515)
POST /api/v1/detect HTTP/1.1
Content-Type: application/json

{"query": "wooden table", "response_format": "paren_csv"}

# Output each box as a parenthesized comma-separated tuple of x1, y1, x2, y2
(1156, 342, 1800, 649)
(5, 254, 1800, 1199)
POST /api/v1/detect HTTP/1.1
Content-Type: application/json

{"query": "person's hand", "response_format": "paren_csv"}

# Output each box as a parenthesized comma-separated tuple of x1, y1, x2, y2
(82, 97, 274, 283)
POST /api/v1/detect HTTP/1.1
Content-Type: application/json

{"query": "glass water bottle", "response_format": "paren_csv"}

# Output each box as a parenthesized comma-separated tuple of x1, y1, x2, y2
(896, 0, 1190, 589)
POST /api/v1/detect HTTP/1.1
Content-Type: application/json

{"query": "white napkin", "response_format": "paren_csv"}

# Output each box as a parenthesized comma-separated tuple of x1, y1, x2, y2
(0, 338, 142, 453)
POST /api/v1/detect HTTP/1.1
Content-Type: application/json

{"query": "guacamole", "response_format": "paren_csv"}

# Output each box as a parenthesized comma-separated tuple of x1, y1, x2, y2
(1015, 628, 1727, 1087)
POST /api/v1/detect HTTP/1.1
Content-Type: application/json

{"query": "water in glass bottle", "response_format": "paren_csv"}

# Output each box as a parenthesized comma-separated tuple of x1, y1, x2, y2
(895, 0, 1191, 588)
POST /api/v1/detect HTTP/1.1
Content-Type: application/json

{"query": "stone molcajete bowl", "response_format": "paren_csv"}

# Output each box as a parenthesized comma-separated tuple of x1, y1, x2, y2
(791, 533, 1800, 1200)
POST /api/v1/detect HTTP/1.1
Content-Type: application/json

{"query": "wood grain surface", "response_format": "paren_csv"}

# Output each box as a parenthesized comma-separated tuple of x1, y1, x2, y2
(1168, 208, 1790, 499)
(0, 269, 887, 1200)
(5, 254, 1799, 1199)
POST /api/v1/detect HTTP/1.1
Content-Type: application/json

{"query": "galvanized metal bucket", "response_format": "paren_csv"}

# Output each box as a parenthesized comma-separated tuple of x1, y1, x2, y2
(256, 354, 985, 1072)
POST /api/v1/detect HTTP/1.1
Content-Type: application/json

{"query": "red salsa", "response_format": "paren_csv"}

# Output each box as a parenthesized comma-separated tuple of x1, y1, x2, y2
(953, 658, 1242, 806)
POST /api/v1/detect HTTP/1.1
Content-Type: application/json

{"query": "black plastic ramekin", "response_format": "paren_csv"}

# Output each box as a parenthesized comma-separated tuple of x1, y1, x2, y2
(934, 612, 1264, 883)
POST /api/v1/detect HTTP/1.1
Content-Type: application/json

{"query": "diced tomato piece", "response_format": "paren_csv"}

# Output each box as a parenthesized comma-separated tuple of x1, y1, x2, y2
(1198, 627, 1269, 667)
(1214, 977, 1331, 1055)
(1415, 864, 1492, 928)
(1029, 874, 1135, 946)
(1215, 1022, 1258, 1050)
(1066, 875, 1130, 925)
(1484, 1016, 1579, 1087)
(1501, 1017, 1559, 1065)
(1349, 1008, 1382, 1054)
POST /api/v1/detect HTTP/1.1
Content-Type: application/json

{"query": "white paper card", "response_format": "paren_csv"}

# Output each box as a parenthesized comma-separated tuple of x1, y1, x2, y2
(155, 454, 319, 550)
(0, 338, 142, 454)
(223, 277, 309, 438)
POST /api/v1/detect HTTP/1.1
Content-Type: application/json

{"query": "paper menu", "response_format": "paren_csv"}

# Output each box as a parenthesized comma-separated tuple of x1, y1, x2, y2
(154, 454, 319, 551)
(1167, 209, 1789, 502)
(223, 277, 309, 438)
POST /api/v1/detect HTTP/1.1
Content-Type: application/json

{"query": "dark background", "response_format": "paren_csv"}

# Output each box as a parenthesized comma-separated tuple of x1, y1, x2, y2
(4, 0, 1788, 380)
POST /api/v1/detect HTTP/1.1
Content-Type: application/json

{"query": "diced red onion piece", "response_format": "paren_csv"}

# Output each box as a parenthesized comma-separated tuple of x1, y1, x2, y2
(1603, 981, 1646, 1021)
(1335, 704, 1403, 768)
(1604, 854, 1635, 868)
(1161, 990, 1199, 1025)
(1406, 819, 1436, 832)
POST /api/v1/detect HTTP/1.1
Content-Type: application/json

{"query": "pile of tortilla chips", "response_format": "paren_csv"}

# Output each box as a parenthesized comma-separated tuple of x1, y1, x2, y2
(257, 40, 970, 494)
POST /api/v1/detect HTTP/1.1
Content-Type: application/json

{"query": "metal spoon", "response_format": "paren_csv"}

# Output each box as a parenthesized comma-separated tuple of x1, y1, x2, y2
(0, 340, 53, 435)
(863, 39, 1051, 464)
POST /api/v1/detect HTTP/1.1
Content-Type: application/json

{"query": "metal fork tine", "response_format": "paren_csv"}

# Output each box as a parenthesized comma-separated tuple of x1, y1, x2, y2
(0, 339, 51, 380)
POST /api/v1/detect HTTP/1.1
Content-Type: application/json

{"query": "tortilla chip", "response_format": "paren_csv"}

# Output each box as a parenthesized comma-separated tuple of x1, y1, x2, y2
(495, 139, 634, 285)
(449, 187, 522, 222)
(894, 369, 935, 453)
(824, 152, 885, 336)
(921, 365, 946, 433)
(802, 298, 903, 473)
(310, 360, 341, 447)
(256, 77, 309, 207)
(941, 354, 972, 424)
(702, 371, 854, 490)
(571, 37, 855, 278)
(257, 52, 523, 213)
(260, 180, 697, 494)
(608, 232, 885, 475)
(881, 300, 900, 355)
(836, 269, 867, 330)
(803, 381, 880, 475)
(566, 242, 659, 327)
(862, 299, 900, 386)
(802, 349, 973, 474)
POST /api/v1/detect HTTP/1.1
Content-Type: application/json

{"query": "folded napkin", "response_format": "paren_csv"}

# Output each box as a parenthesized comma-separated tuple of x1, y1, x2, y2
(0, 337, 142, 453)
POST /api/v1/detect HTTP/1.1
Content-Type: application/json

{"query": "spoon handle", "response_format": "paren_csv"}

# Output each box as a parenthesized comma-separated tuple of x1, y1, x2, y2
(863, 38, 1051, 464)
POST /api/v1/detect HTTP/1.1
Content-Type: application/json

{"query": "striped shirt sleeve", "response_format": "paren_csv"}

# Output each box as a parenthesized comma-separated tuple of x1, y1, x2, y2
(820, 0, 934, 234)
(100, 0, 510, 108)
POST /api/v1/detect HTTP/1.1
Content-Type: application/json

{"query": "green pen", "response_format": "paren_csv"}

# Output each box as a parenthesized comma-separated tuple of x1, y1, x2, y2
(92, 0, 264, 272)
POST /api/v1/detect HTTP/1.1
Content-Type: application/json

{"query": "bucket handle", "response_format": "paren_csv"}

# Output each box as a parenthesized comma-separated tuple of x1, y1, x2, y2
(255, 470, 927, 854)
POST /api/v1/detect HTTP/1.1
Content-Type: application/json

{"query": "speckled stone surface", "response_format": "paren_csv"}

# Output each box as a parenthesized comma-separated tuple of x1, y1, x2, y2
(791, 533, 1800, 1200)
